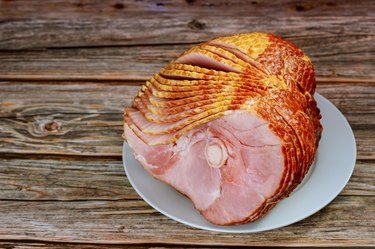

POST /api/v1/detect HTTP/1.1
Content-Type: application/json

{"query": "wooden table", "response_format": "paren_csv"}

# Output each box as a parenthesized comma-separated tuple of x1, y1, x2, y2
(0, 0, 374, 247)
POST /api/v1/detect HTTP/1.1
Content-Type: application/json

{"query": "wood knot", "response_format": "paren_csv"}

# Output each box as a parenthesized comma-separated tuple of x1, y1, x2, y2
(118, 225, 125, 232)
(44, 121, 60, 132)
(294, 4, 314, 12)
(186, 0, 195, 4)
(295, 5, 305, 11)
(113, 2, 125, 9)
(326, 2, 336, 6)
(188, 19, 206, 30)
(28, 117, 68, 138)
(74, 2, 84, 7)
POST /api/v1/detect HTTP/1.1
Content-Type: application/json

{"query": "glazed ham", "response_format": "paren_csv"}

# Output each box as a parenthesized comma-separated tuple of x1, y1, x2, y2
(123, 32, 322, 225)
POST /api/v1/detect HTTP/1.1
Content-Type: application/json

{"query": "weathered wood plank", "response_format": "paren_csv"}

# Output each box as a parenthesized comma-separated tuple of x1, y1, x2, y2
(0, 46, 181, 81)
(1, 0, 373, 18)
(0, 82, 374, 119)
(344, 161, 375, 196)
(0, 157, 371, 201)
(0, 244, 256, 249)
(0, 113, 123, 156)
(0, 81, 374, 158)
(0, 34, 374, 81)
(0, 46, 173, 81)
(317, 83, 375, 128)
(0, 243, 364, 249)
(0, 157, 137, 201)
(0, 82, 139, 117)
(0, 196, 373, 246)
(1, 113, 372, 158)
(0, 0, 374, 49)
(0, 243, 219, 249)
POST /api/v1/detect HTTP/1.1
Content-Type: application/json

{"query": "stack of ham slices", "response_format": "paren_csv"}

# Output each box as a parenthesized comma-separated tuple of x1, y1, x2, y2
(124, 32, 322, 225)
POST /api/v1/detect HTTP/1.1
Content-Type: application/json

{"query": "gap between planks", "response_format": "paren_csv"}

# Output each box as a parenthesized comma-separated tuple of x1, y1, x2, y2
(0, 241, 237, 249)
(0, 76, 374, 84)
(0, 154, 373, 201)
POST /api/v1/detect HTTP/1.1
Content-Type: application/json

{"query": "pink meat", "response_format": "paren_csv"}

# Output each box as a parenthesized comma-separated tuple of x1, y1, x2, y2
(123, 33, 322, 226)
(125, 110, 284, 225)
(175, 52, 243, 73)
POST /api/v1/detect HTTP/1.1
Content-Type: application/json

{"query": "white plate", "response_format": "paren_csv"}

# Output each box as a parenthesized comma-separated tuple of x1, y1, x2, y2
(122, 93, 356, 233)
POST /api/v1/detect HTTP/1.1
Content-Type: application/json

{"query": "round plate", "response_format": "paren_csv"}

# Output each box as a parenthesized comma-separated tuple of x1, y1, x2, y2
(122, 93, 356, 233)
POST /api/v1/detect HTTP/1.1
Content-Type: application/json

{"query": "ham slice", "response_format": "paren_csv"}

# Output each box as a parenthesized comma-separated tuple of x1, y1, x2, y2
(123, 32, 322, 225)
(125, 110, 285, 224)
(161, 63, 263, 80)
(174, 46, 245, 73)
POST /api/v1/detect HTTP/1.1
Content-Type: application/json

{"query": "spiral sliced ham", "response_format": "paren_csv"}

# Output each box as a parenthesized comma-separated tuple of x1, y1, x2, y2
(123, 32, 322, 225)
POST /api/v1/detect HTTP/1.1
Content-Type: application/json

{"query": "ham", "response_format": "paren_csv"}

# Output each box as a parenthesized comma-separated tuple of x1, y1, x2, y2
(123, 32, 322, 225)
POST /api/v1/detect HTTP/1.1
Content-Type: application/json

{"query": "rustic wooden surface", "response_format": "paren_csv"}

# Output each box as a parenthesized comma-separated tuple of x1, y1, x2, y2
(0, 0, 374, 247)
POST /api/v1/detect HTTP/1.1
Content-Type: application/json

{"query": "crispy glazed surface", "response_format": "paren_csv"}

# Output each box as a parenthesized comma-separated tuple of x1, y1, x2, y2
(124, 32, 322, 224)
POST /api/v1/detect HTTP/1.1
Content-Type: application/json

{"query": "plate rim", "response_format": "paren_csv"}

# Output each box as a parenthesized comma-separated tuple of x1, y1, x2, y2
(122, 93, 357, 233)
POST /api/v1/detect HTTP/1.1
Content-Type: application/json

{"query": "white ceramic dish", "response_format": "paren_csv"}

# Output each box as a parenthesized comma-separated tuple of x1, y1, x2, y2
(122, 93, 356, 233)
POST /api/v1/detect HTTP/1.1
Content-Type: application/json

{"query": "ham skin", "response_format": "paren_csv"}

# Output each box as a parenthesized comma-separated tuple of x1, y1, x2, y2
(123, 32, 322, 225)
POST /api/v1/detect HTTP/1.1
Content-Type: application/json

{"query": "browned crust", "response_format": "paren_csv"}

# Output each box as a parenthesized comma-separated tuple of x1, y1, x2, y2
(123, 32, 322, 226)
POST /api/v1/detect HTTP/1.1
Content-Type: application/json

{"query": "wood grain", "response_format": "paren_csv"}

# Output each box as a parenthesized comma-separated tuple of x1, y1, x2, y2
(0, 113, 123, 156)
(0, 157, 372, 201)
(0, 46, 182, 81)
(1, 0, 374, 18)
(0, 81, 374, 158)
(5, 114, 373, 157)
(0, 157, 137, 201)
(0, 196, 373, 246)
(0, 1, 374, 246)
(1, 81, 374, 119)
(0, 243, 217, 249)
(0, 0, 374, 49)
(0, 36, 374, 80)
(0, 82, 139, 118)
